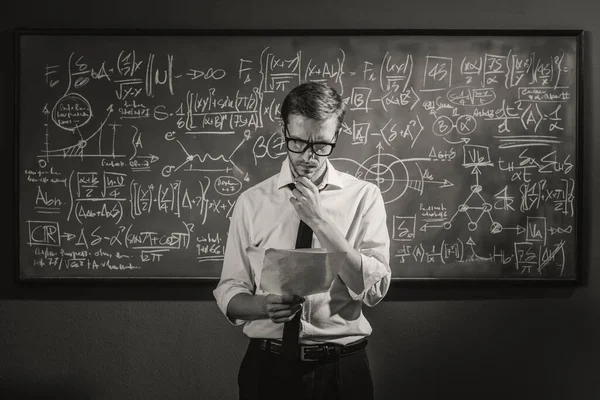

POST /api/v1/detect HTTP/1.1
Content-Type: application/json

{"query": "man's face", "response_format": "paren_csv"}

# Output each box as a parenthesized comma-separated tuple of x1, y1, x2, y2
(284, 114, 338, 182)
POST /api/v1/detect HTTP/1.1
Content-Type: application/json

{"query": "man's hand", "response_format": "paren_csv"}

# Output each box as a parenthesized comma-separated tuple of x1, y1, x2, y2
(290, 176, 325, 228)
(263, 294, 305, 323)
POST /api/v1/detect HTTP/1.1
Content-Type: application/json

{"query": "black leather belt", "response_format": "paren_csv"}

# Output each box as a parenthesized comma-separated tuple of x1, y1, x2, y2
(253, 338, 368, 362)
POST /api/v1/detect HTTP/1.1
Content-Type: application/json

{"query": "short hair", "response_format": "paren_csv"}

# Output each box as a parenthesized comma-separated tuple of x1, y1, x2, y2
(280, 82, 346, 131)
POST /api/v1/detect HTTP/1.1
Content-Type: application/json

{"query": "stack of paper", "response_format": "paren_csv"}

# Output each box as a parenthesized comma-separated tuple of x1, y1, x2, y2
(246, 247, 347, 296)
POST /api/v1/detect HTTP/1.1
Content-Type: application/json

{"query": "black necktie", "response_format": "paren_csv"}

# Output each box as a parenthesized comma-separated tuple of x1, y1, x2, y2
(281, 182, 323, 360)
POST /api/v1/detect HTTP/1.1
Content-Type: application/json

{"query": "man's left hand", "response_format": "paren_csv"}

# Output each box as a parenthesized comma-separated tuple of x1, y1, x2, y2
(290, 176, 325, 228)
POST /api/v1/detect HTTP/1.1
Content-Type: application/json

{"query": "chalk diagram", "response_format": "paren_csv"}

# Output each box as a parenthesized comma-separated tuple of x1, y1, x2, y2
(38, 92, 120, 167)
(160, 130, 253, 181)
(128, 125, 161, 172)
(441, 144, 495, 233)
(330, 142, 454, 205)
(443, 144, 519, 236)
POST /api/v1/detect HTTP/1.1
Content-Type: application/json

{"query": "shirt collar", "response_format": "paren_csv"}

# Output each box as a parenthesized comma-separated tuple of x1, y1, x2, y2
(276, 157, 344, 190)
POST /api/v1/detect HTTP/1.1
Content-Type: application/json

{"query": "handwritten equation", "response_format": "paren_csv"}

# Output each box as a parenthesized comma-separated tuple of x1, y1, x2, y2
(18, 34, 579, 279)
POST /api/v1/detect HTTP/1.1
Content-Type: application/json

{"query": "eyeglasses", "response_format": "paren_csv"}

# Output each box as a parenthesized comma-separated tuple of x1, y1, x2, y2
(283, 124, 338, 156)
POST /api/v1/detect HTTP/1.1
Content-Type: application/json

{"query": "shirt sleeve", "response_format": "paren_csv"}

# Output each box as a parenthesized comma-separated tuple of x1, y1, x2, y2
(338, 184, 391, 307)
(213, 192, 255, 325)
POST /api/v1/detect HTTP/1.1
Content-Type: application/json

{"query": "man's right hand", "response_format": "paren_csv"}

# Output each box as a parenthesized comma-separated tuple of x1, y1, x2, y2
(262, 294, 305, 323)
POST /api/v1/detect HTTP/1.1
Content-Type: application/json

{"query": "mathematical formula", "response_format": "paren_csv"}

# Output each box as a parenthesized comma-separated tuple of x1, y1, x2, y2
(18, 34, 579, 279)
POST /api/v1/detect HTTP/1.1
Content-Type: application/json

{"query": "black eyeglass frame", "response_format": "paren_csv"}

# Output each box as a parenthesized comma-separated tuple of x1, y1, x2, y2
(282, 124, 340, 156)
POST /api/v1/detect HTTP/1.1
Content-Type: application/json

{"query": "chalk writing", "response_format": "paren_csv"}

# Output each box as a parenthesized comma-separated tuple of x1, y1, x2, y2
(18, 33, 579, 280)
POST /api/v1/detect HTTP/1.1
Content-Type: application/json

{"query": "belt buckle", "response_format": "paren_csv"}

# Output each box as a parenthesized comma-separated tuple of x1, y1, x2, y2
(299, 344, 321, 362)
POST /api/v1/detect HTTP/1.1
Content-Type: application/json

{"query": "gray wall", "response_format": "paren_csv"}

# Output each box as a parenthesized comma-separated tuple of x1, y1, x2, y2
(1, 1, 599, 399)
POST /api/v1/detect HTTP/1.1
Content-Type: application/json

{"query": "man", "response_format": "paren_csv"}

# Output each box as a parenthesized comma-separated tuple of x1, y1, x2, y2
(213, 82, 391, 400)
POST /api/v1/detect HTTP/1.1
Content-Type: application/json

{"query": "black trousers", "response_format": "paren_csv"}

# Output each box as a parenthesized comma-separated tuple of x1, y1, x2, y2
(238, 339, 374, 400)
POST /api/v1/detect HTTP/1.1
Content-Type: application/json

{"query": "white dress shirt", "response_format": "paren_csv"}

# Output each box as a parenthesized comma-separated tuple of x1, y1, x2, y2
(213, 157, 391, 345)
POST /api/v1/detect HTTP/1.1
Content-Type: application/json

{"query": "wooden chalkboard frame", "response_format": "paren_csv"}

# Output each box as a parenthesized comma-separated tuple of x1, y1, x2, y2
(14, 28, 584, 285)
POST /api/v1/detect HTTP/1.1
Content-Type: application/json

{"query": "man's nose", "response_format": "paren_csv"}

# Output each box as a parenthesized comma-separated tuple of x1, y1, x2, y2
(302, 147, 317, 161)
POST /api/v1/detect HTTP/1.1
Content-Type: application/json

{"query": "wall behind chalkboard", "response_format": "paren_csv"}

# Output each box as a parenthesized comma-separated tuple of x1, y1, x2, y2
(16, 30, 582, 281)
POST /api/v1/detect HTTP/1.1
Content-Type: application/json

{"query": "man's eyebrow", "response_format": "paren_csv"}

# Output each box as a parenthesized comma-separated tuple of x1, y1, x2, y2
(285, 126, 336, 142)
(287, 134, 333, 143)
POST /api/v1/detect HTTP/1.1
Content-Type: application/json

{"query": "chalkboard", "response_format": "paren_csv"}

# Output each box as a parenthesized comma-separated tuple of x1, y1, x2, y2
(16, 29, 583, 281)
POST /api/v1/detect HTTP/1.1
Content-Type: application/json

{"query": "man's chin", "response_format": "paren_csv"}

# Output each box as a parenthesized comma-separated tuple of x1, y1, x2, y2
(295, 167, 316, 180)
(295, 172, 313, 181)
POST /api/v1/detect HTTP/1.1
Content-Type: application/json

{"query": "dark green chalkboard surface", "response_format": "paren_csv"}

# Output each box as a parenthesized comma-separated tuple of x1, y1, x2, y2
(16, 30, 583, 281)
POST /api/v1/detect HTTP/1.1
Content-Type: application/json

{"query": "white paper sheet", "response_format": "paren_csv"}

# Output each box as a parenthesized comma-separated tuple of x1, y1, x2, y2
(246, 247, 347, 296)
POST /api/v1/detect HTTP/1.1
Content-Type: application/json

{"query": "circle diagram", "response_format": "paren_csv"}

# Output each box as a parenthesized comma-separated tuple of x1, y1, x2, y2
(331, 153, 411, 204)
(51, 93, 93, 131)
